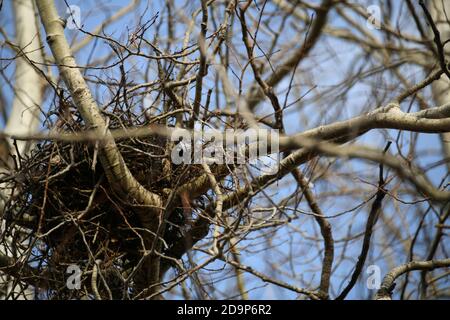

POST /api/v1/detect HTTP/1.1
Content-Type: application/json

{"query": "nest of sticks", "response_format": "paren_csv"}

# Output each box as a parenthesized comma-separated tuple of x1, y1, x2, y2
(3, 106, 206, 297)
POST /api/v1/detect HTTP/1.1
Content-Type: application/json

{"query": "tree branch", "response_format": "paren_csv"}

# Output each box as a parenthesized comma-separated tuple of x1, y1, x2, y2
(375, 258, 450, 300)
(35, 0, 163, 224)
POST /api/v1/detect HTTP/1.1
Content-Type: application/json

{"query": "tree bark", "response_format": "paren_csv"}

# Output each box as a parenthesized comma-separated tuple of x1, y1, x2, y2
(35, 0, 163, 298)
(0, 0, 45, 300)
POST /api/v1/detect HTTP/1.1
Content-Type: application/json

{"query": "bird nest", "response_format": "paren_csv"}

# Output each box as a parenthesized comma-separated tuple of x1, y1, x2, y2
(3, 111, 205, 296)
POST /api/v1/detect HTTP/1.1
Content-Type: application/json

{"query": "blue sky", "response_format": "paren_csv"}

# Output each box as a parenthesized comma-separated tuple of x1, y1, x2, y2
(0, 0, 448, 299)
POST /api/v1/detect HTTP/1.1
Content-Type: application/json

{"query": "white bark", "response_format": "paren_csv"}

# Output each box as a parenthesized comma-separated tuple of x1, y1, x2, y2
(4, 0, 45, 156)
(430, 1, 450, 171)
(0, 0, 45, 300)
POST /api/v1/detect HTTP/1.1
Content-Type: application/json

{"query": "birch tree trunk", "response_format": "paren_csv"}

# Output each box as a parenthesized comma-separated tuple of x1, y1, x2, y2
(4, 0, 45, 155)
(419, 0, 450, 299)
(0, 0, 45, 299)
(430, 1, 450, 171)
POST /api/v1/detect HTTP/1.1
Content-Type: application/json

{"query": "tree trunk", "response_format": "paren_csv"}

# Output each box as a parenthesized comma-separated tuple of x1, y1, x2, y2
(0, 0, 45, 300)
